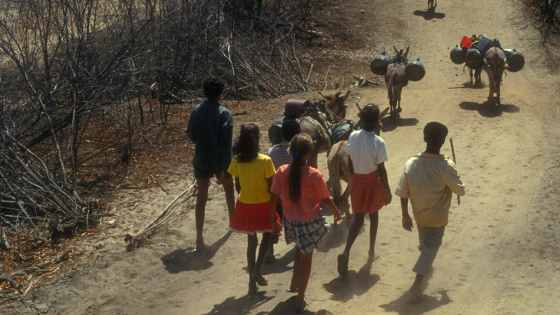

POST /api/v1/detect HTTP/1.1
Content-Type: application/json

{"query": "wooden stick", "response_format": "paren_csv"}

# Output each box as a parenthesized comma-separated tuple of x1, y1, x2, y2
(449, 138, 461, 206)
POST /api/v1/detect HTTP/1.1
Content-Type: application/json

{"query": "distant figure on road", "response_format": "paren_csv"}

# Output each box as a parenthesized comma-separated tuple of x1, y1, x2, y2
(395, 122, 466, 301)
(186, 78, 236, 253)
(428, 0, 438, 11)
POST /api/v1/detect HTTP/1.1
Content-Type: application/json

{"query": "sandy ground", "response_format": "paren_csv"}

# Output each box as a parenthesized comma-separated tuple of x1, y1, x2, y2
(11, 0, 560, 314)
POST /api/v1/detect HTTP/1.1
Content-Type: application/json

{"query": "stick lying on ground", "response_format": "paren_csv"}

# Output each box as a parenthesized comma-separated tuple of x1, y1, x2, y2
(125, 182, 198, 251)
(449, 138, 461, 206)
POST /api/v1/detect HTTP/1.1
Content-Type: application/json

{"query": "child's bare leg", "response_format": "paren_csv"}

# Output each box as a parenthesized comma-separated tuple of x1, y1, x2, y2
(289, 250, 301, 292)
(195, 178, 210, 251)
(247, 234, 258, 295)
(338, 213, 365, 276)
(295, 252, 313, 312)
(254, 233, 272, 285)
(368, 212, 379, 260)
(343, 213, 365, 257)
(217, 173, 235, 217)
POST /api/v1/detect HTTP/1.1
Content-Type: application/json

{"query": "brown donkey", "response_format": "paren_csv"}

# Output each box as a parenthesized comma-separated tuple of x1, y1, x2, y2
(483, 46, 507, 105)
(385, 47, 409, 123)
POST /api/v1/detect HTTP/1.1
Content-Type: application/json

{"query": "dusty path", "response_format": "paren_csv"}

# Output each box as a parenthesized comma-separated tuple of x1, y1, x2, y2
(18, 0, 560, 314)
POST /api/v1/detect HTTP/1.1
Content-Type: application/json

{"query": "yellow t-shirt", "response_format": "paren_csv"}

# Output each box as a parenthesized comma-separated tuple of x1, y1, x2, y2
(228, 153, 276, 204)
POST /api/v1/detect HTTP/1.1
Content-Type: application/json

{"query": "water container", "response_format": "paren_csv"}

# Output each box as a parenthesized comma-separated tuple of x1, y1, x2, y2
(370, 52, 391, 75)
(406, 59, 426, 82)
(331, 120, 354, 143)
(465, 48, 483, 68)
(450, 46, 466, 65)
(504, 48, 525, 72)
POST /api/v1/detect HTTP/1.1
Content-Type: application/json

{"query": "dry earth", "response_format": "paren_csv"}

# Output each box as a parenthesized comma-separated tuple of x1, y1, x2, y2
(8, 0, 560, 314)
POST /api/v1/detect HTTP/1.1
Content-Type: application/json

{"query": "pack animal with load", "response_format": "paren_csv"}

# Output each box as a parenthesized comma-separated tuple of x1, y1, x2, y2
(450, 35, 525, 104)
(370, 47, 426, 122)
(267, 91, 354, 167)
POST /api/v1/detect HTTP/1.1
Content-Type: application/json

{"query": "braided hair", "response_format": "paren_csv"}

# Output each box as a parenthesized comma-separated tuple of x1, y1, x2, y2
(288, 134, 314, 202)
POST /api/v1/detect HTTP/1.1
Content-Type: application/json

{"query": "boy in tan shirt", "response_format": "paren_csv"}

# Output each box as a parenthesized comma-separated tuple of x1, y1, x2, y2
(395, 122, 465, 299)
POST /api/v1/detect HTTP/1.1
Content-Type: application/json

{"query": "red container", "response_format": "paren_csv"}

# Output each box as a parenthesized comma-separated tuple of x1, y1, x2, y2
(460, 36, 473, 49)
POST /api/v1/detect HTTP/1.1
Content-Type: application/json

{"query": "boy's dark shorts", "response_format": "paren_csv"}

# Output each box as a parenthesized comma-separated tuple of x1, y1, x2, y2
(194, 165, 228, 180)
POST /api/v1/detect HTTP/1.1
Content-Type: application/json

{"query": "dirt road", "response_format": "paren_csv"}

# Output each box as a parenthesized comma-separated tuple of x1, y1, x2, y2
(18, 0, 560, 314)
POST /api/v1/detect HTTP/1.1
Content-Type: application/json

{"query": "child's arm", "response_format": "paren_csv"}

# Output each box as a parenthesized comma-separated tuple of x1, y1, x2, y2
(443, 162, 466, 196)
(321, 197, 341, 223)
(377, 163, 392, 204)
(234, 177, 241, 194)
(400, 198, 413, 231)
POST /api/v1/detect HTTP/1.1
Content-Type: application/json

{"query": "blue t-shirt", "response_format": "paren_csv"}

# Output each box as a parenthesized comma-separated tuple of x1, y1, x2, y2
(186, 100, 233, 173)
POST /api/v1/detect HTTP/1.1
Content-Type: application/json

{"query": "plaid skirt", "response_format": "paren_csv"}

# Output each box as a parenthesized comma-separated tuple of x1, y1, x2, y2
(284, 216, 327, 254)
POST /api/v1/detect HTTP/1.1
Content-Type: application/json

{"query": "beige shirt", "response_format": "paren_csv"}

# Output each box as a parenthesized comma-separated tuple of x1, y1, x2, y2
(395, 153, 466, 227)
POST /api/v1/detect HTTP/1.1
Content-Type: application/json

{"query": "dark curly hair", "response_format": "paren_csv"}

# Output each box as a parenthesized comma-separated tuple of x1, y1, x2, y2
(236, 123, 260, 163)
(203, 78, 225, 100)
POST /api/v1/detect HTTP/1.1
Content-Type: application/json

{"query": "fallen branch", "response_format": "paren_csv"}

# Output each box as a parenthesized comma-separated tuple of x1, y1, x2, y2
(125, 182, 197, 251)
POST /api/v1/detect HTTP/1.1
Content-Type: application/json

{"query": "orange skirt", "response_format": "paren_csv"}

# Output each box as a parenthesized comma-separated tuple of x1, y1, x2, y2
(230, 201, 281, 234)
(351, 172, 387, 214)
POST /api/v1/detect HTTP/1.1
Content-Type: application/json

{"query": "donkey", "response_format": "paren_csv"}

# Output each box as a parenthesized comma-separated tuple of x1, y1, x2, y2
(468, 66, 483, 87)
(385, 47, 409, 123)
(483, 46, 507, 105)
(297, 91, 350, 167)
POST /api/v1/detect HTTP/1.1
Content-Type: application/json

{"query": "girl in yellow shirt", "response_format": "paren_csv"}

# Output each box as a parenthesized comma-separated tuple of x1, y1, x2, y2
(228, 123, 277, 295)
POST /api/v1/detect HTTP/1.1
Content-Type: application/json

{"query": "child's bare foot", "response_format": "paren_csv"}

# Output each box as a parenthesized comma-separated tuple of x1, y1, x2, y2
(254, 273, 268, 286)
(337, 254, 349, 278)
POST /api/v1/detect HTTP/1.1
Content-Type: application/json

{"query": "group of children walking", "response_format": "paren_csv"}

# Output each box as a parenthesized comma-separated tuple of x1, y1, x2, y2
(187, 79, 466, 312)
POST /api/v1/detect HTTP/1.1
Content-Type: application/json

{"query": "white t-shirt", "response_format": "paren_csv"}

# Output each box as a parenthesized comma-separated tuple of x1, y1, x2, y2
(343, 129, 388, 174)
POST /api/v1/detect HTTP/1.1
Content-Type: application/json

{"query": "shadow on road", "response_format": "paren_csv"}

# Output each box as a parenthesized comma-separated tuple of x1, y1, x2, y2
(262, 247, 296, 275)
(382, 116, 420, 132)
(161, 231, 232, 273)
(323, 261, 380, 302)
(316, 220, 349, 253)
(459, 101, 520, 117)
(413, 10, 446, 20)
(255, 296, 334, 315)
(203, 292, 273, 315)
(380, 290, 451, 315)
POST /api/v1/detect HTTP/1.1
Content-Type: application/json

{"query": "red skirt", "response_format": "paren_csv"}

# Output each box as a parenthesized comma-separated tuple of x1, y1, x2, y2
(230, 201, 281, 234)
(351, 172, 387, 214)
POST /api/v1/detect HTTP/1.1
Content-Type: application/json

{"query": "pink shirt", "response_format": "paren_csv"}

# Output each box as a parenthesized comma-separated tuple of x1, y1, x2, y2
(271, 165, 331, 222)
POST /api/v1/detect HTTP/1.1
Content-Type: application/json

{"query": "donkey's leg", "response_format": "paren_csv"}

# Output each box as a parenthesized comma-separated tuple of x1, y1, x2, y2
(475, 68, 482, 87)
(396, 86, 403, 114)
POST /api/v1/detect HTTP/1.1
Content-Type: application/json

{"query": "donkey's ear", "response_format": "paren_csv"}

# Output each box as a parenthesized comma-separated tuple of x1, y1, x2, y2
(405, 46, 410, 58)
(393, 46, 399, 54)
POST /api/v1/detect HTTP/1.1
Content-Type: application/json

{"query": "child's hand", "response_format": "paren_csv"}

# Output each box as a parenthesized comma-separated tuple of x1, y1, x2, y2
(402, 214, 413, 231)
(385, 189, 393, 205)
(333, 208, 342, 224)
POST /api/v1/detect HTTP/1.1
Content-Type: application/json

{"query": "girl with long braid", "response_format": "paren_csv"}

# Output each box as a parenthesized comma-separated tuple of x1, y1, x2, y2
(271, 134, 341, 312)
